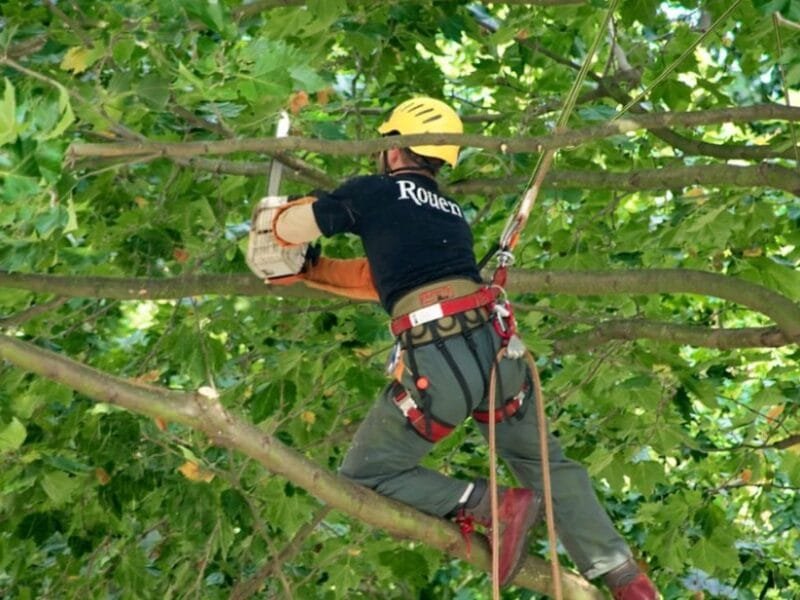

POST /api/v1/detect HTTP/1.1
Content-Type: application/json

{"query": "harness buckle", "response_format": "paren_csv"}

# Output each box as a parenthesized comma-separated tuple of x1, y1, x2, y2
(394, 390, 417, 417)
(492, 300, 514, 336)
(408, 303, 445, 327)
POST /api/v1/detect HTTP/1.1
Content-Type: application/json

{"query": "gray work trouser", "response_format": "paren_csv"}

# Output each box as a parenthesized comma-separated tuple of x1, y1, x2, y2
(339, 321, 632, 579)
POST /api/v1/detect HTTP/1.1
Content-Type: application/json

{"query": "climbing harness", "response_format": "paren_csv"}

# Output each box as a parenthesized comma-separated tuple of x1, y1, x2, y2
(390, 379, 528, 443)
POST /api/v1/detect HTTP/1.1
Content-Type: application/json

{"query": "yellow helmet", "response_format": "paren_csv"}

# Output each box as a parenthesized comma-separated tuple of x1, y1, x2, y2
(377, 97, 463, 167)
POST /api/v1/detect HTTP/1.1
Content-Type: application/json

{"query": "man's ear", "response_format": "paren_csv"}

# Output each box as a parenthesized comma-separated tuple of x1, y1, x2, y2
(385, 147, 403, 170)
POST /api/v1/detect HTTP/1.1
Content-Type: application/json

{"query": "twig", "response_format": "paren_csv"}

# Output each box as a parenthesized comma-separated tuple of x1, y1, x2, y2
(45, 0, 94, 48)
(229, 505, 332, 600)
(0, 297, 68, 328)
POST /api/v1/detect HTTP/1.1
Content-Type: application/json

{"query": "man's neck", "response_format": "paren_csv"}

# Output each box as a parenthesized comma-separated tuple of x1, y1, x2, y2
(386, 166, 435, 179)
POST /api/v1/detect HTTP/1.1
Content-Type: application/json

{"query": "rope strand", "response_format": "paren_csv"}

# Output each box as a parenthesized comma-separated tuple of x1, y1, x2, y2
(487, 347, 561, 598)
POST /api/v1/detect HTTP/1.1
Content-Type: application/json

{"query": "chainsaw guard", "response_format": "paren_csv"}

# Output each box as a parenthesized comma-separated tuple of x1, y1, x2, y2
(246, 195, 308, 280)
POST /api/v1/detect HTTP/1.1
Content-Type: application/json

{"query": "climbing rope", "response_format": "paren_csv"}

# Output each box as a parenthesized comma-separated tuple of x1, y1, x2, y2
(613, 0, 743, 121)
(485, 2, 619, 598)
(772, 12, 800, 165)
(487, 346, 560, 600)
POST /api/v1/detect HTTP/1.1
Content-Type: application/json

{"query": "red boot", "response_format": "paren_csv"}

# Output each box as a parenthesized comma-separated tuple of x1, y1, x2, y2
(458, 486, 542, 586)
(604, 559, 659, 600)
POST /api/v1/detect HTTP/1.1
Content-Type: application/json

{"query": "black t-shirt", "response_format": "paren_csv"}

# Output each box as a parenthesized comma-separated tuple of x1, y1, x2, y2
(312, 173, 481, 312)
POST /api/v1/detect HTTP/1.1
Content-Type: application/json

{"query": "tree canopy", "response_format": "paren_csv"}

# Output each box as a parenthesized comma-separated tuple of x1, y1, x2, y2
(1, 1, 799, 598)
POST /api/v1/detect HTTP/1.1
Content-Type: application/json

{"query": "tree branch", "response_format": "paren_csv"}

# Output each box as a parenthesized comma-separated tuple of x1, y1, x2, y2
(231, 0, 588, 18)
(553, 320, 793, 354)
(448, 163, 800, 195)
(66, 104, 800, 162)
(698, 434, 800, 453)
(0, 333, 602, 599)
(510, 269, 800, 340)
(2, 267, 798, 342)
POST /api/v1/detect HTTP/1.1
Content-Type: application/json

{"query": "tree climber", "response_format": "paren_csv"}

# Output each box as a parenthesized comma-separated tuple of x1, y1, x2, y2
(267, 97, 659, 598)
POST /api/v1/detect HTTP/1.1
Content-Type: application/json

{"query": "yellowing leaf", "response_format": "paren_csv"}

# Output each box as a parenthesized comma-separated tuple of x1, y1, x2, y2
(765, 405, 784, 423)
(61, 47, 93, 74)
(94, 467, 111, 485)
(178, 461, 215, 483)
(289, 90, 309, 114)
(742, 247, 763, 258)
(173, 248, 190, 263)
(316, 88, 333, 106)
(60, 42, 106, 75)
(301, 411, 316, 425)
(134, 370, 161, 384)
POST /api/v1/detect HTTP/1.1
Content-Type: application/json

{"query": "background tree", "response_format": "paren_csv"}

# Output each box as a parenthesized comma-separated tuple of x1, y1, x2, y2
(1, 1, 799, 598)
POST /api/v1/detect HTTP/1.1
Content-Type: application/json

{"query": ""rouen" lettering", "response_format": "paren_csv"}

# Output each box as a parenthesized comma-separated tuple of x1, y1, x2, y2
(396, 180, 463, 217)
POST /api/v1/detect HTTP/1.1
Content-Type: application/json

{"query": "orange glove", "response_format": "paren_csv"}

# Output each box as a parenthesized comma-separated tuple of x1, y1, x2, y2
(301, 257, 379, 302)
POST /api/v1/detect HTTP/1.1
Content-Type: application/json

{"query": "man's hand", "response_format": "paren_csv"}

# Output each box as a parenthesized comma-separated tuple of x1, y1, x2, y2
(265, 242, 320, 286)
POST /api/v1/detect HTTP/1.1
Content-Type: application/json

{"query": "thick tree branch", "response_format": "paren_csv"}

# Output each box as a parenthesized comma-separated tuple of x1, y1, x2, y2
(553, 321, 793, 354)
(448, 163, 800, 195)
(2, 267, 798, 342)
(66, 104, 800, 162)
(232, 0, 587, 18)
(509, 269, 800, 340)
(0, 333, 602, 599)
(698, 434, 800, 453)
(593, 79, 800, 161)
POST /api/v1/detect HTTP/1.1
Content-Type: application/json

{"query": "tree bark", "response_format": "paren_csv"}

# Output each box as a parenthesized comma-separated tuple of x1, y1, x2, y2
(448, 164, 800, 196)
(66, 104, 800, 162)
(0, 333, 603, 599)
(2, 267, 798, 340)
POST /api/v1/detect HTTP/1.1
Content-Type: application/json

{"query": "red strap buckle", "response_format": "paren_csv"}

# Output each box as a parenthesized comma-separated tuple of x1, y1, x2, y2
(391, 385, 454, 443)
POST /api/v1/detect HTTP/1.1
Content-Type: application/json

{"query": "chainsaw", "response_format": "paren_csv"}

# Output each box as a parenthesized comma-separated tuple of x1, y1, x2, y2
(246, 111, 309, 280)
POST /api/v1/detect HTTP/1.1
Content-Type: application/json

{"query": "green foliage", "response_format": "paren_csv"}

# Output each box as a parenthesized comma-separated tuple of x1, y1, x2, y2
(1, 0, 799, 598)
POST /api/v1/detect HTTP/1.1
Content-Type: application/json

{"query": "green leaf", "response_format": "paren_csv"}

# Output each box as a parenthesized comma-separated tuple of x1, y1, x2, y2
(752, 0, 789, 16)
(0, 77, 19, 146)
(38, 85, 75, 141)
(289, 65, 328, 92)
(0, 417, 27, 452)
(689, 529, 740, 572)
(40, 471, 82, 505)
(64, 197, 79, 233)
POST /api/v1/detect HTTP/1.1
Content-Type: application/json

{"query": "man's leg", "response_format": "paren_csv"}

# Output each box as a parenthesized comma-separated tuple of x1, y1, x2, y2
(339, 381, 472, 517)
(473, 350, 634, 579)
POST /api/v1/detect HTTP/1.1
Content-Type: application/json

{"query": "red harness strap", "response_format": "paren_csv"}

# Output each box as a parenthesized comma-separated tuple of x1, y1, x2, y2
(391, 384, 455, 443)
(392, 381, 527, 443)
(390, 287, 499, 337)
(472, 382, 527, 424)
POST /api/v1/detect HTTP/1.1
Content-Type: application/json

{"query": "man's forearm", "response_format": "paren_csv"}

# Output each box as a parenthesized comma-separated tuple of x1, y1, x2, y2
(274, 201, 323, 245)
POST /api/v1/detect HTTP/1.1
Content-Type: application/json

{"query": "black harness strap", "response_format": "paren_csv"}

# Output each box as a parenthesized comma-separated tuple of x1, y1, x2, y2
(401, 329, 435, 438)
(429, 322, 475, 416)
(455, 312, 488, 396)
